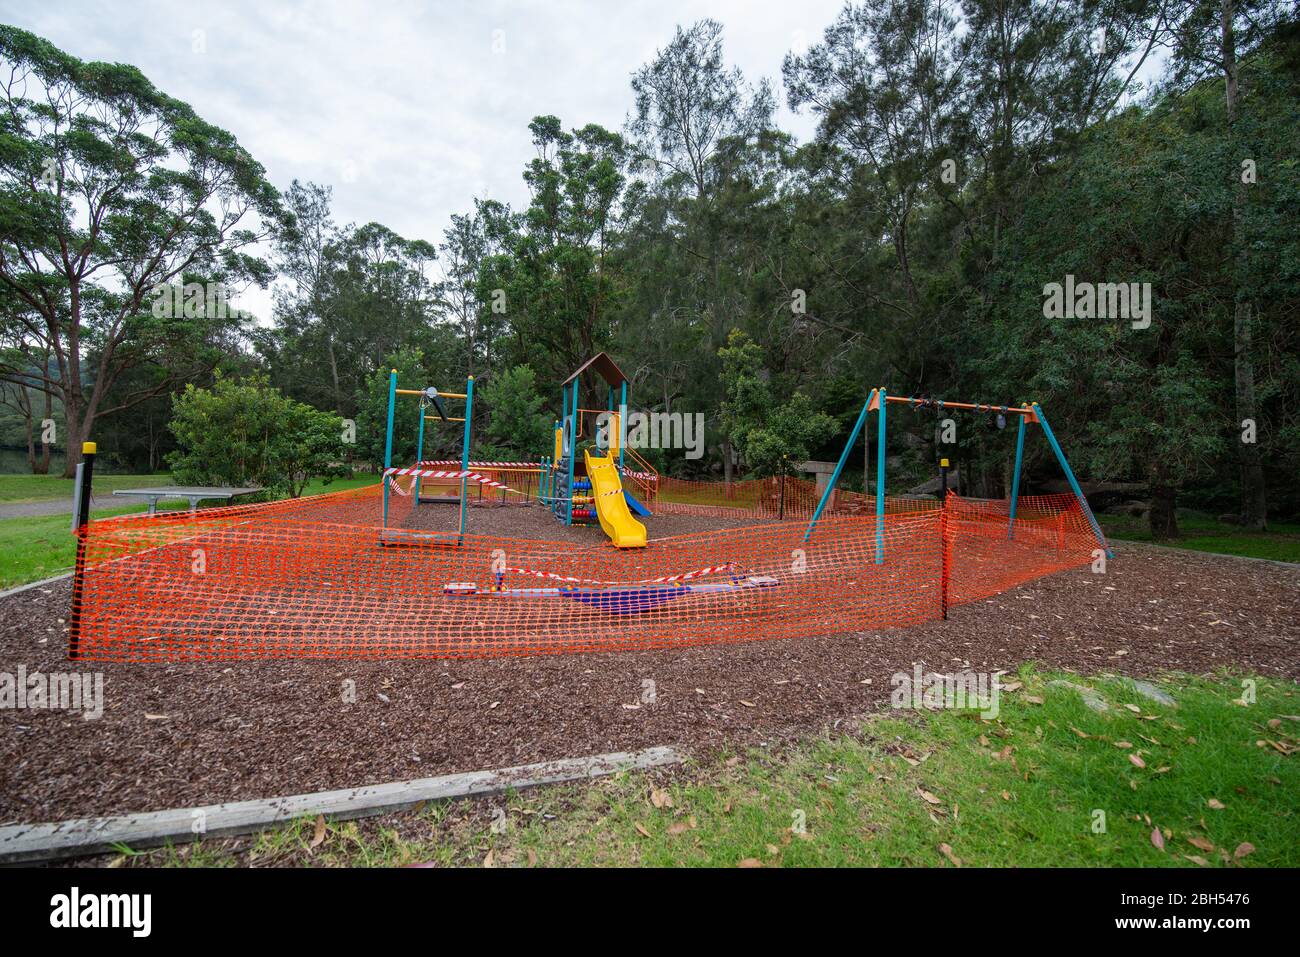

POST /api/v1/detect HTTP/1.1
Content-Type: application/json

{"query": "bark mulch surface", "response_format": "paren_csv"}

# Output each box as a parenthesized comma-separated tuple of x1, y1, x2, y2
(398, 498, 776, 541)
(1, 538, 1296, 824)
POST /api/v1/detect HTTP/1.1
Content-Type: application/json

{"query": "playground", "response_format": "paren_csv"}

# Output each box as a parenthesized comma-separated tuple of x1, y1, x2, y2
(1, 352, 1296, 849)
(54, 354, 1112, 662)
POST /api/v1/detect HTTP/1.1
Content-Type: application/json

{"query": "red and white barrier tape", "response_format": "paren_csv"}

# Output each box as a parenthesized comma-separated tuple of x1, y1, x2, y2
(500, 561, 741, 586)
(418, 460, 542, 469)
(384, 467, 530, 496)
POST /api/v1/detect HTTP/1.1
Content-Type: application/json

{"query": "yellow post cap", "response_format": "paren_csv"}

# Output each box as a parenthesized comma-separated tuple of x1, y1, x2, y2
(83, 442, 97, 454)
(940, 458, 949, 468)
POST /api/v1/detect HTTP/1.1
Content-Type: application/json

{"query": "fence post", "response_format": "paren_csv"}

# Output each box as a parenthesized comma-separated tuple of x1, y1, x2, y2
(940, 490, 951, 622)
(779, 455, 787, 521)
(67, 441, 97, 660)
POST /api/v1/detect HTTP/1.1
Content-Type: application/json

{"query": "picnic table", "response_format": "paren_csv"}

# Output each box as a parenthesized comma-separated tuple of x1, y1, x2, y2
(111, 486, 262, 516)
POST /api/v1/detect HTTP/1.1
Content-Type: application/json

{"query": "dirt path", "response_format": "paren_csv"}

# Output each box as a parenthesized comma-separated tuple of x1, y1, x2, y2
(0, 495, 113, 519)
(0, 541, 1295, 823)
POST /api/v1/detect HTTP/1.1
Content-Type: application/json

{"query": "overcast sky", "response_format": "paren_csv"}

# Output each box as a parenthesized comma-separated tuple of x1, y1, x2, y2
(2, 0, 847, 318)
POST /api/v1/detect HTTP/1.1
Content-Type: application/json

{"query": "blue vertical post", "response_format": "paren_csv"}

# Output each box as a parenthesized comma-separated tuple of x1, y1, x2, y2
(382, 368, 397, 528)
(619, 381, 628, 472)
(458, 376, 474, 540)
(565, 382, 577, 526)
(804, 389, 877, 543)
(414, 394, 427, 503)
(875, 388, 887, 564)
(1007, 413, 1026, 539)
(1032, 402, 1111, 557)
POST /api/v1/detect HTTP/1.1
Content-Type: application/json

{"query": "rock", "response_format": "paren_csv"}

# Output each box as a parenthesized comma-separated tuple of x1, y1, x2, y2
(1049, 679, 1110, 713)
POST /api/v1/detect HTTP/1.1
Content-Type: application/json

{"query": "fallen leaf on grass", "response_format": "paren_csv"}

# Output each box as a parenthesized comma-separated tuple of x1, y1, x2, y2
(1022, 695, 1044, 705)
(1070, 727, 1090, 739)
(917, 787, 943, 805)
(308, 814, 328, 850)
(1151, 828, 1165, 851)
(1124, 704, 1142, 713)
(1234, 842, 1255, 860)
(634, 823, 651, 838)
(1128, 753, 1146, 769)
(737, 858, 763, 868)
(1187, 835, 1215, 853)
(667, 820, 695, 836)
(1183, 855, 1210, 867)
(1207, 798, 1226, 810)
(483, 849, 495, 868)
(1114, 740, 1133, 749)
(650, 787, 673, 809)
(938, 843, 962, 867)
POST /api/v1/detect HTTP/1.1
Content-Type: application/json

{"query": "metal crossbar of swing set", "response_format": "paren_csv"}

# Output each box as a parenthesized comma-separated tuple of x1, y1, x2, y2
(802, 387, 1111, 562)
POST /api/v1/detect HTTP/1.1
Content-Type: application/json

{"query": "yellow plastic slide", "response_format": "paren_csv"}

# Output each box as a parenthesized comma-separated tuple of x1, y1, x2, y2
(583, 448, 647, 548)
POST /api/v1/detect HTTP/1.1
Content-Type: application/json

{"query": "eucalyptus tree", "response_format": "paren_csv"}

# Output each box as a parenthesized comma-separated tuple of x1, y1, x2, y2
(1156, 0, 1296, 528)
(0, 26, 283, 475)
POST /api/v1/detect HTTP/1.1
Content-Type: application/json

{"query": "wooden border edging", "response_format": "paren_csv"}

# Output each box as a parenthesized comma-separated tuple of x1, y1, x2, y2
(0, 746, 681, 864)
(0, 571, 74, 601)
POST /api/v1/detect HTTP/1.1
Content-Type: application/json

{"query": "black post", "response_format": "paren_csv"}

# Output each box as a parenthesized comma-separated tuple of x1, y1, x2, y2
(939, 456, 950, 621)
(779, 455, 787, 521)
(67, 441, 96, 660)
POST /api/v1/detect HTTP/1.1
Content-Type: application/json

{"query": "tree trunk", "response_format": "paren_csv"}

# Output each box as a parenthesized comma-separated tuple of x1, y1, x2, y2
(1223, 0, 1267, 530)
(1149, 483, 1179, 539)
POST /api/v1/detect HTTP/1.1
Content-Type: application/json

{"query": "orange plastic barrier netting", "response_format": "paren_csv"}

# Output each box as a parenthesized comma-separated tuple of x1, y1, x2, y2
(67, 485, 1100, 662)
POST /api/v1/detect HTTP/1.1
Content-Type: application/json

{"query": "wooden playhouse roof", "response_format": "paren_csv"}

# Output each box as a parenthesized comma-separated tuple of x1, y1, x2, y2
(562, 352, 628, 389)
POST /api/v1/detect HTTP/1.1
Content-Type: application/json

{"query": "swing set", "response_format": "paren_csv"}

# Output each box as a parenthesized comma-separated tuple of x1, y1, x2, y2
(804, 388, 1111, 561)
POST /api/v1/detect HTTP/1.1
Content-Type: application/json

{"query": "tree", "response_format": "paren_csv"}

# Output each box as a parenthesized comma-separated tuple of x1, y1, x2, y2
(167, 374, 346, 498)
(477, 118, 628, 385)
(0, 26, 284, 476)
(1159, 0, 1295, 528)
(719, 329, 837, 476)
(477, 364, 552, 458)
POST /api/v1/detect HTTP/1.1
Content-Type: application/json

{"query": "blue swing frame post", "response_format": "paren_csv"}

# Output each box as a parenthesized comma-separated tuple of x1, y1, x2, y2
(414, 394, 427, 502)
(1032, 402, 1111, 558)
(804, 388, 878, 545)
(457, 376, 475, 542)
(1007, 413, 1026, 539)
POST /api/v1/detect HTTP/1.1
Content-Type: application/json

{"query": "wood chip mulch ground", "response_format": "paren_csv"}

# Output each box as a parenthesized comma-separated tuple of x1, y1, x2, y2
(1, 529, 1296, 825)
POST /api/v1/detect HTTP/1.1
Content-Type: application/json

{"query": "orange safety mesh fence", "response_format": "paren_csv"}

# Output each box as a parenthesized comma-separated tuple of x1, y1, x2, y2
(68, 483, 1100, 662)
(656, 473, 939, 520)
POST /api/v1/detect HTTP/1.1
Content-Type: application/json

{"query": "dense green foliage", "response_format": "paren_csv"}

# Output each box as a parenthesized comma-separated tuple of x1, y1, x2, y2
(2, 6, 1297, 539)
(167, 375, 346, 498)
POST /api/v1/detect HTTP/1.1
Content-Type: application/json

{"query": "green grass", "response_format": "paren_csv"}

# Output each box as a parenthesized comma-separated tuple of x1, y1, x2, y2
(1101, 512, 1300, 563)
(0, 472, 381, 589)
(0, 473, 170, 505)
(114, 668, 1299, 868)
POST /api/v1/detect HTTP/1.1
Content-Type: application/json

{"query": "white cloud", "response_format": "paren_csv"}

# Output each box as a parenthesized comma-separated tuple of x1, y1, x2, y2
(3, 0, 841, 312)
